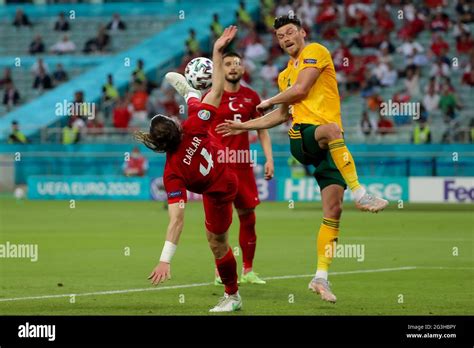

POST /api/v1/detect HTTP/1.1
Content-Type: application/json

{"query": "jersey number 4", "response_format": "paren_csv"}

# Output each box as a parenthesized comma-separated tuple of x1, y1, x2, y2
(199, 147, 214, 176)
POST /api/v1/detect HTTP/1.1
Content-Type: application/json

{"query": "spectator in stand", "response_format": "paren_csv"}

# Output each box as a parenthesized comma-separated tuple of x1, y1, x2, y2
(31, 58, 49, 76)
(236, 0, 254, 29)
(13, 9, 32, 28)
(50, 35, 76, 55)
(452, 19, 470, 40)
(29, 35, 45, 55)
(32, 65, 53, 91)
(374, 5, 395, 34)
(210, 13, 224, 40)
(52, 63, 69, 84)
(83, 26, 111, 54)
(377, 43, 393, 65)
(430, 57, 450, 78)
(430, 33, 450, 60)
(360, 111, 375, 137)
(86, 116, 105, 137)
(62, 118, 79, 145)
(185, 29, 200, 56)
(244, 31, 267, 63)
(377, 114, 395, 135)
(102, 74, 119, 102)
(132, 59, 146, 84)
(462, 56, 474, 86)
(156, 88, 180, 118)
(372, 61, 397, 87)
(0, 68, 13, 89)
(397, 37, 425, 63)
(129, 82, 149, 127)
(275, 0, 292, 17)
(430, 11, 450, 33)
(439, 84, 462, 117)
(423, 85, 441, 112)
(8, 121, 29, 144)
(412, 118, 432, 144)
(3, 81, 20, 111)
(346, 4, 369, 28)
(123, 147, 148, 177)
(456, 0, 474, 23)
(295, 0, 317, 30)
(398, 9, 426, 40)
(260, 56, 279, 84)
(54, 12, 70, 31)
(457, 32, 474, 54)
(404, 66, 421, 99)
(113, 96, 132, 129)
(349, 28, 386, 49)
(106, 13, 127, 31)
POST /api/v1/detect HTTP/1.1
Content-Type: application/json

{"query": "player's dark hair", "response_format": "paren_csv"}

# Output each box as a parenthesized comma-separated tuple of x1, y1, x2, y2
(223, 51, 242, 60)
(134, 114, 182, 153)
(273, 15, 302, 30)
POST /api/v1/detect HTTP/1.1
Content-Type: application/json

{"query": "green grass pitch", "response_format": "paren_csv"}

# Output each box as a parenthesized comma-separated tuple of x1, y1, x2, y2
(0, 198, 472, 315)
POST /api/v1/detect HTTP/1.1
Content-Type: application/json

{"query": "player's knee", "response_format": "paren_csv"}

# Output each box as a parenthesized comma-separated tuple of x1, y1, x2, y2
(326, 201, 343, 219)
(207, 232, 228, 258)
(326, 123, 342, 140)
(237, 208, 254, 216)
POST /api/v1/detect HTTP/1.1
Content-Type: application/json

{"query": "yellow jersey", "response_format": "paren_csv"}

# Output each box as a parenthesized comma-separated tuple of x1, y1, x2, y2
(278, 42, 343, 130)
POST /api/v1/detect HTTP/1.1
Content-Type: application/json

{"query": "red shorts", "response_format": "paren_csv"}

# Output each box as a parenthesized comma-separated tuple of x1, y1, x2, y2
(203, 169, 238, 235)
(233, 166, 260, 209)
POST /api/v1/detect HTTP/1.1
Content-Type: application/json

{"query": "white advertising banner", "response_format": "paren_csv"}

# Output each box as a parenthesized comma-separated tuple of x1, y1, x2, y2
(409, 177, 474, 203)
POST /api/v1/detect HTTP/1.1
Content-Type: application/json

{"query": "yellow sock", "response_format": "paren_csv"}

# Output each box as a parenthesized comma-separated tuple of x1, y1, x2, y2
(328, 139, 361, 192)
(316, 218, 340, 273)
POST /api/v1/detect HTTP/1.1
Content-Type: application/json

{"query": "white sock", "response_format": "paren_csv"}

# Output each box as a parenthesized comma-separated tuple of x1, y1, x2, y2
(315, 270, 328, 280)
(352, 186, 366, 202)
(185, 91, 201, 103)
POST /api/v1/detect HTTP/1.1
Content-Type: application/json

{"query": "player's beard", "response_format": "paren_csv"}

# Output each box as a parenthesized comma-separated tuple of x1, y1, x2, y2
(225, 75, 241, 84)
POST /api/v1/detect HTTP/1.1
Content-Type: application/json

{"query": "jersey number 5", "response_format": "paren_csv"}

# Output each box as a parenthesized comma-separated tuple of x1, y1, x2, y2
(199, 147, 214, 176)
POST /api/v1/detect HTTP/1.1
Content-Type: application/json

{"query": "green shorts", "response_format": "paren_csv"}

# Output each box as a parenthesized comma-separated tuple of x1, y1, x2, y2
(288, 123, 347, 191)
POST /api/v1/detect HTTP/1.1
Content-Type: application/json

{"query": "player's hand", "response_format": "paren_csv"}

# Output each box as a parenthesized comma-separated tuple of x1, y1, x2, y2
(264, 160, 274, 180)
(214, 25, 238, 52)
(256, 99, 273, 113)
(148, 261, 171, 285)
(215, 120, 246, 137)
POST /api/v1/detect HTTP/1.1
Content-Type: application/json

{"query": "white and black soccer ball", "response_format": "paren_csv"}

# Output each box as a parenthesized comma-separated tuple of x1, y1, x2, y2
(184, 57, 213, 90)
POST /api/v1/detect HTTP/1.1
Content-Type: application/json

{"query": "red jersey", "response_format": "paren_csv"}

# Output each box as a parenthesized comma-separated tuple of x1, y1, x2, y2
(163, 98, 228, 204)
(209, 85, 261, 168)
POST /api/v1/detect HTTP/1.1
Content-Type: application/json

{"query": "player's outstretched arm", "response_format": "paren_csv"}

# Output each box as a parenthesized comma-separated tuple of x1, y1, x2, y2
(256, 67, 320, 113)
(148, 202, 185, 285)
(202, 25, 237, 108)
(215, 103, 290, 136)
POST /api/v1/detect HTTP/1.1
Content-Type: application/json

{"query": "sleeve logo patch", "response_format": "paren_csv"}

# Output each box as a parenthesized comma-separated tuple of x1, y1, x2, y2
(198, 110, 211, 120)
(303, 58, 318, 65)
(168, 191, 182, 198)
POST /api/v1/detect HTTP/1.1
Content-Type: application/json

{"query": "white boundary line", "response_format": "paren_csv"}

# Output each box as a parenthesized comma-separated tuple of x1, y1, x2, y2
(0, 266, 471, 303)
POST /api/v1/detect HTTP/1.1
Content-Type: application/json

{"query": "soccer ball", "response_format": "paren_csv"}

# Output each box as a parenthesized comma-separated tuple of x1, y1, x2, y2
(185, 57, 213, 90)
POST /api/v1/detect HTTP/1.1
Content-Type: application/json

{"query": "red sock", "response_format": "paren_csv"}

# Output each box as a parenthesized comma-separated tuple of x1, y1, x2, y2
(239, 211, 256, 270)
(215, 247, 238, 295)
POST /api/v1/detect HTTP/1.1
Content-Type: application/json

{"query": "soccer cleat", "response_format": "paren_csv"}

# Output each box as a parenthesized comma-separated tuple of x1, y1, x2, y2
(355, 193, 388, 213)
(240, 271, 266, 284)
(209, 292, 242, 312)
(165, 72, 201, 100)
(308, 277, 337, 303)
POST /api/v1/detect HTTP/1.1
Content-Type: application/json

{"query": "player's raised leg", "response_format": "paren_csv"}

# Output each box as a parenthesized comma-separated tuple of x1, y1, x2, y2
(314, 123, 388, 213)
(308, 184, 343, 303)
(165, 72, 201, 102)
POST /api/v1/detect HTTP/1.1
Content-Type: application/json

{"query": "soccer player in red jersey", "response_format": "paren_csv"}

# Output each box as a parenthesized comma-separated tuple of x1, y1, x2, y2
(209, 52, 274, 285)
(136, 26, 242, 312)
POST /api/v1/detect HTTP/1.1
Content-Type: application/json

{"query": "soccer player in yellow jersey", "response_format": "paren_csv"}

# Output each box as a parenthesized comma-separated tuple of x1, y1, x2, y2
(216, 15, 388, 303)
